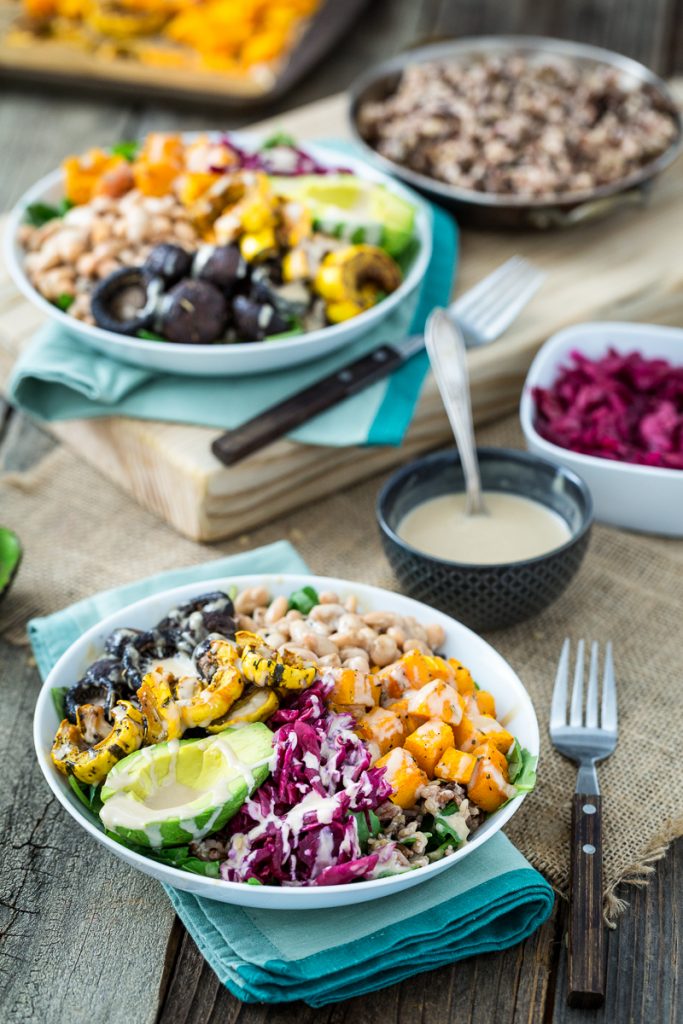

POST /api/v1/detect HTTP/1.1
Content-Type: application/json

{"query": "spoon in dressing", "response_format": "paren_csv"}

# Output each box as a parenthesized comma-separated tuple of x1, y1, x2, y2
(425, 308, 487, 516)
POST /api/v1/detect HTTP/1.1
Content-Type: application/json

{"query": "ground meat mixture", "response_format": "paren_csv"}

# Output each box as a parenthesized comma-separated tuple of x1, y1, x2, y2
(357, 54, 679, 197)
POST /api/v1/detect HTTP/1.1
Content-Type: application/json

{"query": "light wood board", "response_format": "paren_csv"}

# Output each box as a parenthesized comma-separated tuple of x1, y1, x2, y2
(1, 89, 683, 541)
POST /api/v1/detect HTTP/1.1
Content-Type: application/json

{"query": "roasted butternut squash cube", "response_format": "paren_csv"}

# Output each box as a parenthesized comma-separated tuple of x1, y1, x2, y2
(356, 707, 405, 757)
(404, 718, 455, 777)
(404, 679, 464, 725)
(329, 668, 380, 710)
(467, 740, 516, 812)
(448, 658, 476, 695)
(401, 651, 454, 687)
(452, 713, 486, 752)
(375, 747, 428, 809)
(434, 747, 476, 785)
(474, 689, 496, 717)
(464, 702, 514, 755)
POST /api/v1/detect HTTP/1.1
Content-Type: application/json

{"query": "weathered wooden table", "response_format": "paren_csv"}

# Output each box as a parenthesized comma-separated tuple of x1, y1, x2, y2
(1, 3, 681, 1021)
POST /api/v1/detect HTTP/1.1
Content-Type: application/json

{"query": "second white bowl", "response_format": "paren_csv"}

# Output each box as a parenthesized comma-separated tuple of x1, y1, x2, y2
(520, 321, 683, 536)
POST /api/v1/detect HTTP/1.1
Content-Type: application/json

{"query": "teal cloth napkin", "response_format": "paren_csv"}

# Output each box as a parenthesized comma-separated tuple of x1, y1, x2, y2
(9, 200, 457, 448)
(28, 541, 554, 1006)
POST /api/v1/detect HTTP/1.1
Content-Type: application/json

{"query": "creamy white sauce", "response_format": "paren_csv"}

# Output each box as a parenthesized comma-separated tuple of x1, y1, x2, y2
(152, 654, 197, 679)
(398, 491, 571, 565)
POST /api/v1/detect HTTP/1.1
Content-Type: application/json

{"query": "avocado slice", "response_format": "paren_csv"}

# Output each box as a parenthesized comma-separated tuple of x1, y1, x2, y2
(99, 723, 273, 848)
(0, 527, 21, 602)
(269, 174, 416, 256)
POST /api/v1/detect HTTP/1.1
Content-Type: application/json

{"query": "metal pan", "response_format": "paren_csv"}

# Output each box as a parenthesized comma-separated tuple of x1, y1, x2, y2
(348, 36, 683, 230)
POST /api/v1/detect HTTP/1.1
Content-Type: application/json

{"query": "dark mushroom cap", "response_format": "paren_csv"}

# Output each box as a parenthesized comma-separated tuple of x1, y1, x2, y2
(91, 267, 163, 336)
(193, 244, 248, 294)
(143, 244, 193, 286)
(64, 662, 122, 724)
(157, 591, 235, 644)
(233, 295, 289, 341)
(157, 279, 228, 345)
(121, 627, 183, 689)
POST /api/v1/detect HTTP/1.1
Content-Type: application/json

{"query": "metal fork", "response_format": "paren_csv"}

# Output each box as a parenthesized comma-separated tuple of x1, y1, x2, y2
(549, 639, 618, 1009)
(448, 256, 545, 347)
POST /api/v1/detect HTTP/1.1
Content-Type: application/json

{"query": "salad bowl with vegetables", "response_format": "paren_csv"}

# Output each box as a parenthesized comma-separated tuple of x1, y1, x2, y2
(6, 132, 431, 376)
(35, 575, 538, 909)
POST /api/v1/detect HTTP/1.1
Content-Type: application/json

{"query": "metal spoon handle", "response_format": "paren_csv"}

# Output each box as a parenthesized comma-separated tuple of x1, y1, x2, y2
(425, 309, 486, 515)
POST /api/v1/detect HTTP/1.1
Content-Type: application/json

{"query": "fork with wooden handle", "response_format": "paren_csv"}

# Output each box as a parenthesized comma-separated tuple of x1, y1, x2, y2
(549, 639, 618, 1008)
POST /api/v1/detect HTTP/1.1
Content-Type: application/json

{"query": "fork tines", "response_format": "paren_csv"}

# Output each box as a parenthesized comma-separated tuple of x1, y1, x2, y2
(551, 639, 617, 734)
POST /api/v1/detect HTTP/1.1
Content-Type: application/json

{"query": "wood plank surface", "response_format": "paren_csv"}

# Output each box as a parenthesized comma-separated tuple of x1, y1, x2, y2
(1, 3, 682, 1022)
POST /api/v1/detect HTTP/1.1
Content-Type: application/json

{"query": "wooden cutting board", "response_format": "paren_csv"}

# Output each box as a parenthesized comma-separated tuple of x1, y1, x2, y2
(1, 88, 683, 542)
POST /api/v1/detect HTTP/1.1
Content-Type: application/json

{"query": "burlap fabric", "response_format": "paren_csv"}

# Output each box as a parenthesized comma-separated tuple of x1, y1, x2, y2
(1, 416, 681, 922)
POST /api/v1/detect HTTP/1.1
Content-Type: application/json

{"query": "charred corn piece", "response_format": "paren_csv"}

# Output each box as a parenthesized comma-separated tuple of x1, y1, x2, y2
(313, 244, 401, 321)
(282, 247, 311, 282)
(239, 228, 277, 263)
(65, 701, 146, 785)
(180, 665, 244, 730)
(138, 669, 183, 744)
(241, 648, 316, 690)
(51, 719, 88, 774)
(206, 686, 279, 732)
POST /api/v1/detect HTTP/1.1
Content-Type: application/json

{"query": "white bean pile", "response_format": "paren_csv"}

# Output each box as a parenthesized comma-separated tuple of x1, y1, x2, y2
(233, 587, 446, 673)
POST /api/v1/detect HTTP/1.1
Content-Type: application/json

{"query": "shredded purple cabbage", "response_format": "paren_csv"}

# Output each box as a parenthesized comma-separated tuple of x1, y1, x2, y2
(212, 136, 352, 177)
(533, 348, 683, 469)
(220, 682, 398, 886)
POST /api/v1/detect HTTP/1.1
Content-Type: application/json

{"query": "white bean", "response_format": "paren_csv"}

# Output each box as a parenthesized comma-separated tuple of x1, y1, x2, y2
(338, 612, 364, 633)
(309, 603, 344, 623)
(234, 586, 270, 615)
(403, 637, 430, 654)
(318, 653, 342, 669)
(387, 625, 406, 647)
(285, 609, 303, 622)
(318, 591, 339, 605)
(370, 635, 399, 667)
(340, 646, 368, 661)
(303, 633, 337, 658)
(265, 595, 288, 625)
(287, 619, 310, 644)
(344, 595, 358, 613)
(426, 624, 446, 650)
(363, 611, 398, 631)
(343, 655, 370, 672)
(279, 644, 319, 664)
(263, 630, 287, 649)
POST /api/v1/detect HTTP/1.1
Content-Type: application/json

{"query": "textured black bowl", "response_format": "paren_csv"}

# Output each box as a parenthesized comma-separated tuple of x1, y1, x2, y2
(377, 448, 593, 631)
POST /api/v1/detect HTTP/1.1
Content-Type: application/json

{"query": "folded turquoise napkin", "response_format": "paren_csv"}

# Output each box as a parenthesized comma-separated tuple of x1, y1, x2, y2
(29, 541, 554, 1006)
(9, 201, 457, 448)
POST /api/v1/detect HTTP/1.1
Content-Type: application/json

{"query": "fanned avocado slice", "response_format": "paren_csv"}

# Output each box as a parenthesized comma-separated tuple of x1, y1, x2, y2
(269, 174, 416, 256)
(0, 528, 21, 601)
(99, 723, 273, 848)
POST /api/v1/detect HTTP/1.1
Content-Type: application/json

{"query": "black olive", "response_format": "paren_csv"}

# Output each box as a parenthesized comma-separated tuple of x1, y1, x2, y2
(143, 244, 193, 286)
(91, 268, 163, 336)
(233, 295, 289, 341)
(193, 244, 248, 294)
(250, 277, 309, 320)
(157, 279, 228, 344)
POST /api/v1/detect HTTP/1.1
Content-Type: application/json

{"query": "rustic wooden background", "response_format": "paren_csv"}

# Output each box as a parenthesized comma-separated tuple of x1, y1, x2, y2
(0, 1, 681, 1022)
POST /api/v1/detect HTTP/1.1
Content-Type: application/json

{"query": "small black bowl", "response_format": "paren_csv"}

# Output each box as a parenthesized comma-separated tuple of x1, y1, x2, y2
(377, 448, 593, 631)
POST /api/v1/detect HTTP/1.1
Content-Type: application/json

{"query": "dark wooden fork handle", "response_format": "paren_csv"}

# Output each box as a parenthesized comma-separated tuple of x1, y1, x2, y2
(568, 793, 605, 1008)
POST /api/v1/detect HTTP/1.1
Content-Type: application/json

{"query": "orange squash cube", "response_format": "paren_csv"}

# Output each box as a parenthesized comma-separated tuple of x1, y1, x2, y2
(356, 707, 405, 757)
(467, 740, 516, 812)
(474, 689, 496, 717)
(434, 747, 476, 785)
(405, 679, 464, 725)
(464, 702, 514, 755)
(329, 668, 380, 710)
(448, 658, 476, 695)
(375, 748, 428, 809)
(452, 714, 486, 752)
(404, 719, 454, 777)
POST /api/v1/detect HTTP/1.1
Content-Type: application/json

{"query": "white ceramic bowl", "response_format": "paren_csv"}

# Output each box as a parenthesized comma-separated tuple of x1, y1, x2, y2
(35, 573, 539, 910)
(521, 321, 683, 536)
(5, 134, 432, 377)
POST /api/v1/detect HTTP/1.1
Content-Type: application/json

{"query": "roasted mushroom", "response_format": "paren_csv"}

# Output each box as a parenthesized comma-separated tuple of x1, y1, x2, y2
(143, 243, 193, 286)
(64, 657, 125, 723)
(232, 295, 289, 341)
(91, 267, 164, 335)
(193, 244, 248, 293)
(121, 628, 183, 689)
(251, 270, 309, 320)
(157, 591, 236, 644)
(156, 279, 228, 344)
(314, 244, 402, 323)
(104, 627, 142, 659)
